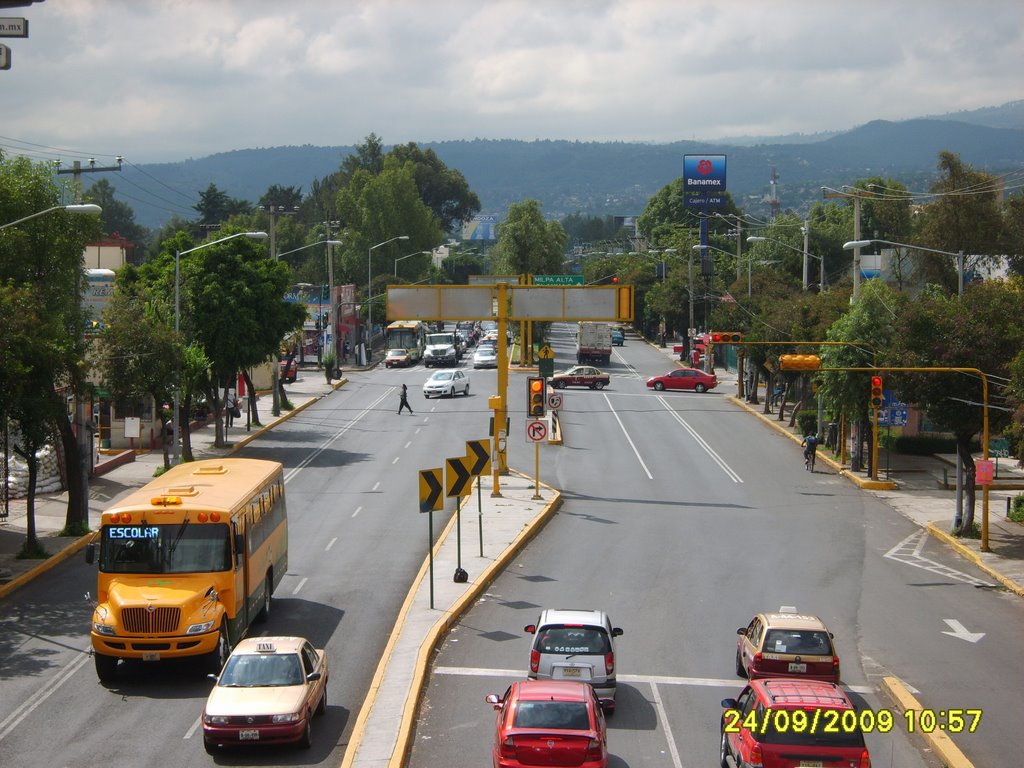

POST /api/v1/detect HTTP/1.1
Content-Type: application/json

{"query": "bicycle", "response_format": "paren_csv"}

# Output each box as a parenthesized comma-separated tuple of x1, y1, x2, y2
(804, 449, 816, 471)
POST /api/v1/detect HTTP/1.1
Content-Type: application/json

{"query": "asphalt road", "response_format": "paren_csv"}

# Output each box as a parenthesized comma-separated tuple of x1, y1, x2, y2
(407, 324, 1020, 768)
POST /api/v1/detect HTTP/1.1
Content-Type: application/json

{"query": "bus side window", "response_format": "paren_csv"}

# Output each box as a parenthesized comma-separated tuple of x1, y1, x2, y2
(233, 523, 244, 569)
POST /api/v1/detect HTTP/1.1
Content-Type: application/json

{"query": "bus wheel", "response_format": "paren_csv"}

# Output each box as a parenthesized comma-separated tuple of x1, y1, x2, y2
(206, 626, 230, 675)
(94, 653, 118, 682)
(256, 575, 272, 623)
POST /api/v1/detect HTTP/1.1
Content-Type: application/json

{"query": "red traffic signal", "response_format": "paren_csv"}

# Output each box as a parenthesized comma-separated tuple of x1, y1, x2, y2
(611, 276, 619, 284)
(711, 331, 744, 344)
(527, 377, 546, 418)
(869, 375, 884, 408)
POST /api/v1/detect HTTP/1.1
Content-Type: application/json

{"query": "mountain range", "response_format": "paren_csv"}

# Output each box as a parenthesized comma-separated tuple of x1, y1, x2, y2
(113, 101, 1024, 232)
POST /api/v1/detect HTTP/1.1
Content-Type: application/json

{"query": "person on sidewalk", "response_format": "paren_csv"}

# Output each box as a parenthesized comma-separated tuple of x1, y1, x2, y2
(398, 383, 414, 415)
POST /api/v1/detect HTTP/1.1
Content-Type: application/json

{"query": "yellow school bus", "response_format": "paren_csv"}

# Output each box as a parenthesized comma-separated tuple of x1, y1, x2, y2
(87, 458, 288, 681)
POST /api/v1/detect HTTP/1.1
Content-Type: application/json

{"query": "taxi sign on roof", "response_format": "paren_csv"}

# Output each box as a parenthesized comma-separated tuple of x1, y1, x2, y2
(256, 640, 276, 653)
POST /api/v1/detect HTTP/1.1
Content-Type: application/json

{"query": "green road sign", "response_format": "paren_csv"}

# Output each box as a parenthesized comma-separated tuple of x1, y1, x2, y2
(533, 274, 584, 286)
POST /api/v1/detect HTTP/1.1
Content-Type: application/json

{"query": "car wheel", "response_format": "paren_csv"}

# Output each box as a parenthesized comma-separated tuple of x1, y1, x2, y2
(553, 380, 564, 389)
(94, 653, 118, 682)
(206, 625, 230, 675)
(256, 574, 272, 623)
(654, 381, 665, 391)
(316, 684, 327, 716)
(695, 383, 707, 393)
(735, 648, 747, 677)
(299, 717, 313, 749)
(719, 730, 732, 768)
(463, 383, 470, 396)
(595, 381, 606, 390)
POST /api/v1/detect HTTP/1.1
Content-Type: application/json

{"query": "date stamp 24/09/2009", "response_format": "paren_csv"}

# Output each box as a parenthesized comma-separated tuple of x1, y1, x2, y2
(723, 707, 983, 736)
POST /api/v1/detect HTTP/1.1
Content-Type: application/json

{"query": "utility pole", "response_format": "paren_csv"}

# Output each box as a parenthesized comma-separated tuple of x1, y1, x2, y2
(322, 219, 341, 364)
(823, 187, 875, 300)
(259, 205, 298, 416)
(802, 218, 810, 290)
(55, 157, 122, 527)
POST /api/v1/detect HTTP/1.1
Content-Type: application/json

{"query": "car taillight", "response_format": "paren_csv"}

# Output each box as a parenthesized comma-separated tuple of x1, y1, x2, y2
(500, 736, 516, 758)
(748, 740, 763, 767)
(859, 748, 871, 768)
(530, 649, 540, 673)
(605, 651, 614, 675)
(833, 656, 840, 678)
(752, 652, 762, 669)
(585, 737, 602, 761)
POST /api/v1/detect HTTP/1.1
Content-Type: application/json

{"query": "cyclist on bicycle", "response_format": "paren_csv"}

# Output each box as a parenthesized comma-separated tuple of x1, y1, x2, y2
(801, 433, 819, 469)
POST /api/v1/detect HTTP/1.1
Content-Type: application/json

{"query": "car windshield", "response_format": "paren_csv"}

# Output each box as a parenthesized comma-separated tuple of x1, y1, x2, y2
(219, 652, 305, 687)
(387, 350, 404, 357)
(99, 522, 231, 573)
(537, 626, 610, 654)
(431, 372, 454, 381)
(513, 701, 590, 730)
(763, 629, 833, 655)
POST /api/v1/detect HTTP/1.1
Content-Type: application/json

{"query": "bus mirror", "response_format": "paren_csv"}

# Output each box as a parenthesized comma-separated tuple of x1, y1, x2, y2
(85, 542, 96, 564)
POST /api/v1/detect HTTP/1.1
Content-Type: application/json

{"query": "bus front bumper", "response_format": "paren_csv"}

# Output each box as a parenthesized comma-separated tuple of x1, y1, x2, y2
(91, 627, 220, 661)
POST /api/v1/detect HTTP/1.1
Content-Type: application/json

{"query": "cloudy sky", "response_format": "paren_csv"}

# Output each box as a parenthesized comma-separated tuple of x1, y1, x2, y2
(3, 0, 1022, 166)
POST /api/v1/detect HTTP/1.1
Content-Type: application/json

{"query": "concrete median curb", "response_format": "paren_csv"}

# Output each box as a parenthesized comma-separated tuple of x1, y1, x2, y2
(881, 675, 976, 768)
(0, 532, 94, 600)
(926, 521, 1024, 597)
(340, 470, 563, 768)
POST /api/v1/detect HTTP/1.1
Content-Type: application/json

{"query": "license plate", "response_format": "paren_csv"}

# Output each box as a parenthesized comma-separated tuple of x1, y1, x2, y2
(239, 730, 260, 741)
(788, 662, 807, 673)
(799, 762, 823, 767)
(141, 652, 160, 662)
(560, 667, 582, 677)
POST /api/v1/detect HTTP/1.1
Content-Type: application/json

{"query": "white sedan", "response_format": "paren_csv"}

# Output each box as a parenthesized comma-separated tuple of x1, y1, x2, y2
(423, 369, 471, 398)
(473, 346, 498, 368)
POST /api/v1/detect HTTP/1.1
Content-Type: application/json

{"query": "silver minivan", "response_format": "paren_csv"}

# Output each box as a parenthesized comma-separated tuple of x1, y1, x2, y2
(524, 609, 623, 707)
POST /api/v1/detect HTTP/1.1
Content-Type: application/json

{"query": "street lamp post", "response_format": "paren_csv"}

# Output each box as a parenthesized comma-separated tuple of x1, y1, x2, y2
(843, 239, 965, 296)
(172, 231, 268, 465)
(277, 239, 344, 365)
(395, 249, 431, 278)
(367, 235, 409, 363)
(0, 203, 102, 231)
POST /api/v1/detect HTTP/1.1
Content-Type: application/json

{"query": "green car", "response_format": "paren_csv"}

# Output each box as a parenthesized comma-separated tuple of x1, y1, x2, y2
(610, 329, 625, 346)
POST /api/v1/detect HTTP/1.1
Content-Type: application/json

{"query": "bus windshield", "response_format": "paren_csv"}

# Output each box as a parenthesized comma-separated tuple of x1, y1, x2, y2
(99, 522, 232, 574)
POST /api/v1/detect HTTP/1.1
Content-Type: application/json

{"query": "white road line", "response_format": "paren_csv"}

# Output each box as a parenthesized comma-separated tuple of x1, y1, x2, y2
(372, 481, 381, 491)
(658, 396, 743, 483)
(404, 441, 412, 449)
(184, 714, 203, 740)
(352, 506, 362, 518)
(884, 530, 994, 587)
(0, 649, 91, 742)
(284, 388, 395, 484)
(601, 392, 654, 480)
(651, 682, 684, 768)
(292, 576, 308, 595)
(325, 536, 337, 551)
(392, 456, 400, 465)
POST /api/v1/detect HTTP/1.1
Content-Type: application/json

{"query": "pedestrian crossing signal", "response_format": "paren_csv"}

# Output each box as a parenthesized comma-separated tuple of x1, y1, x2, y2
(528, 377, 545, 418)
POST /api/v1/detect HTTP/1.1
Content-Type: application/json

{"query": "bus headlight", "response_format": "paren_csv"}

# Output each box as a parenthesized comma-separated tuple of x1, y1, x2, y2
(186, 620, 216, 635)
(93, 622, 117, 636)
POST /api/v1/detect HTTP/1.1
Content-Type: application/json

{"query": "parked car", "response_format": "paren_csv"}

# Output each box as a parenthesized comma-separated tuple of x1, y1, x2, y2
(202, 636, 328, 753)
(550, 365, 610, 390)
(423, 369, 470, 398)
(736, 612, 840, 683)
(385, 349, 412, 368)
(610, 328, 625, 346)
(524, 609, 623, 706)
(279, 357, 298, 383)
(473, 346, 498, 368)
(646, 368, 717, 392)
(485, 680, 610, 768)
(720, 678, 870, 768)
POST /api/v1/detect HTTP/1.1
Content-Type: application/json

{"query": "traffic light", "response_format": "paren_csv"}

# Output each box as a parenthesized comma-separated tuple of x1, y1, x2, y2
(870, 375, 884, 408)
(527, 376, 546, 418)
(611, 276, 619, 284)
(779, 354, 821, 371)
(711, 331, 744, 344)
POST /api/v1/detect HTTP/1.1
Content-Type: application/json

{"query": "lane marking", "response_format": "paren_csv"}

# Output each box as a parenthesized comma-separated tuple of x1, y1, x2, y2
(0, 649, 91, 742)
(392, 456, 400, 465)
(404, 441, 412, 449)
(884, 530, 995, 587)
(651, 682, 684, 768)
(184, 715, 202, 740)
(601, 392, 653, 480)
(292, 577, 308, 595)
(658, 396, 743, 483)
(352, 506, 362, 518)
(325, 537, 337, 551)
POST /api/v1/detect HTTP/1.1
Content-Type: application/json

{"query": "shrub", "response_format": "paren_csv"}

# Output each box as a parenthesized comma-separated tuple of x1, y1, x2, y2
(796, 410, 817, 437)
(1010, 495, 1024, 524)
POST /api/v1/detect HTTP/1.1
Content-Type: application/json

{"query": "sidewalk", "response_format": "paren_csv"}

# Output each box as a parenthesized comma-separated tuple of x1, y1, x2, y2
(649, 336, 1024, 597)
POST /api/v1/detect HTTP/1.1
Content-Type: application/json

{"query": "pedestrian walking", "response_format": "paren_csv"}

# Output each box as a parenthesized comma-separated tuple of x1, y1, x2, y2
(398, 383, 414, 415)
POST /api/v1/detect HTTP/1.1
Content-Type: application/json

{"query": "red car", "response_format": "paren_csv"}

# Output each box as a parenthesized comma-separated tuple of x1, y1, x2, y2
(485, 679, 611, 768)
(646, 367, 717, 392)
(720, 678, 871, 768)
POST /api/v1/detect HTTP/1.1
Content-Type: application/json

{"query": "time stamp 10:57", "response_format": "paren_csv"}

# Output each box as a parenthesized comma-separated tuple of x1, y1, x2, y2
(723, 707, 982, 735)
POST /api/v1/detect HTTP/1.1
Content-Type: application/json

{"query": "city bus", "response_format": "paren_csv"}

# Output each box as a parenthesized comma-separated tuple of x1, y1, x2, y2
(384, 320, 427, 363)
(86, 458, 288, 681)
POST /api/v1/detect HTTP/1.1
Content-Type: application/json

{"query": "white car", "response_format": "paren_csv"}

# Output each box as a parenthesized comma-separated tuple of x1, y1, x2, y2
(423, 369, 470, 398)
(473, 346, 498, 368)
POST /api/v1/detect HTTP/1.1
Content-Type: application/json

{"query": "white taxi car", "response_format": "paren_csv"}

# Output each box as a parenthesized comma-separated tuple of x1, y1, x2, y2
(202, 636, 328, 752)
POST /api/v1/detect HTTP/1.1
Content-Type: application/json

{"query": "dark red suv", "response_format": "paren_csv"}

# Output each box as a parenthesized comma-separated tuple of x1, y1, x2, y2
(720, 678, 870, 768)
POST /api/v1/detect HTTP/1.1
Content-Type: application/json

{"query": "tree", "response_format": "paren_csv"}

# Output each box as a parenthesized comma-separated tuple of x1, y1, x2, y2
(341, 133, 385, 178)
(83, 178, 150, 249)
(194, 183, 253, 226)
(887, 278, 1024, 534)
(0, 154, 102, 537)
(490, 200, 567, 277)
(390, 143, 481, 233)
(1002, 191, 1024, 276)
(259, 185, 304, 210)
